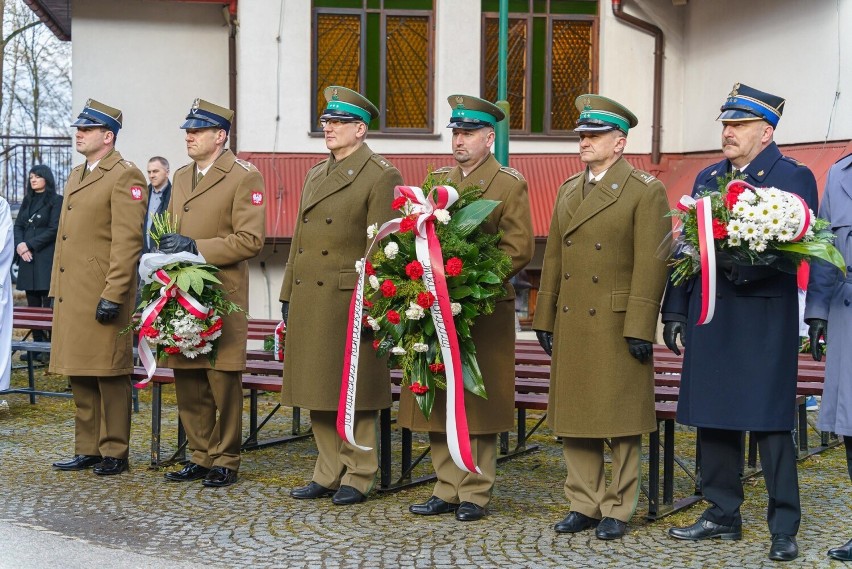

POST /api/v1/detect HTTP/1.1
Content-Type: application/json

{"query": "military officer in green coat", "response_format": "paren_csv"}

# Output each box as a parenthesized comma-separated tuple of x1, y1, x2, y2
(533, 95, 670, 539)
(280, 87, 402, 505)
(398, 95, 534, 521)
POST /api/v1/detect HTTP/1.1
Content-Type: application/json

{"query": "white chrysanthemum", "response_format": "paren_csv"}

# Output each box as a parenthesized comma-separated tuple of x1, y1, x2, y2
(390, 346, 406, 355)
(739, 189, 756, 204)
(741, 222, 758, 239)
(433, 209, 451, 224)
(405, 302, 426, 320)
(451, 302, 462, 316)
(369, 275, 380, 290)
(355, 260, 364, 272)
(726, 220, 744, 237)
(727, 236, 742, 247)
(777, 227, 792, 240)
(384, 242, 399, 259)
(733, 202, 749, 216)
(366, 316, 381, 331)
(751, 240, 768, 253)
(367, 223, 379, 239)
(412, 343, 429, 353)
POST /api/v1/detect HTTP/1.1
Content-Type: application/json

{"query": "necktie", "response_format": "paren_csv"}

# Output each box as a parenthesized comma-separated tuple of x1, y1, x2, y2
(195, 171, 204, 190)
(583, 178, 597, 199)
(81, 166, 90, 181)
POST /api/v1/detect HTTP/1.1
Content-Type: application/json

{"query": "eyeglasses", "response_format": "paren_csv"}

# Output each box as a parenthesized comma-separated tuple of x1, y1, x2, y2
(319, 119, 358, 129)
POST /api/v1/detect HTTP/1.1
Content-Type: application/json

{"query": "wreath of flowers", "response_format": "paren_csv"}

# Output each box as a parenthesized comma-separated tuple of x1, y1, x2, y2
(364, 172, 512, 419)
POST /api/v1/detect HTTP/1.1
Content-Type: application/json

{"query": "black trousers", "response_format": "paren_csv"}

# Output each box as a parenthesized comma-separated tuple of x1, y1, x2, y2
(25, 290, 51, 343)
(698, 427, 800, 535)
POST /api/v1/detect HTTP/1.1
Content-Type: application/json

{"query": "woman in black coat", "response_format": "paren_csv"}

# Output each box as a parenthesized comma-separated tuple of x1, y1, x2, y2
(13, 165, 62, 355)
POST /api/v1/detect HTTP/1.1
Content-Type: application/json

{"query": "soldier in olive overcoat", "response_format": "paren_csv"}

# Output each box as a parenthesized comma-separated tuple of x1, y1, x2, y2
(533, 95, 670, 539)
(399, 95, 533, 522)
(50, 100, 147, 476)
(158, 99, 266, 488)
(280, 87, 402, 505)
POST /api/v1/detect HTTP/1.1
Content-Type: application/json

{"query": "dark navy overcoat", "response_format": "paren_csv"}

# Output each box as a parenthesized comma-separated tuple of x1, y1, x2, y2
(661, 142, 818, 431)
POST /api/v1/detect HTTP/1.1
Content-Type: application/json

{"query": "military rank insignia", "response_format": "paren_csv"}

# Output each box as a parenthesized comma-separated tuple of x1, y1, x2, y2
(130, 186, 143, 200)
(251, 191, 263, 205)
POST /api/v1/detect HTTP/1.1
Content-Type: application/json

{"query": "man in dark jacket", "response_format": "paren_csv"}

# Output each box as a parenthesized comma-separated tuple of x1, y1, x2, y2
(662, 83, 818, 562)
(142, 156, 172, 253)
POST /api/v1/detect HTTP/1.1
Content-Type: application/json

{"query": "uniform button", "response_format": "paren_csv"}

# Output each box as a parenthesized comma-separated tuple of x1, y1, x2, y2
(564, 273, 570, 279)
(303, 216, 309, 223)
(595, 243, 602, 250)
(845, 299, 851, 307)
(326, 218, 333, 224)
(317, 281, 324, 286)
(321, 250, 328, 255)
(565, 239, 572, 246)
(588, 308, 596, 316)
(58, 297, 63, 303)
(60, 267, 64, 272)
(67, 205, 72, 210)
(295, 279, 301, 285)
(62, 235, 67, 240)
(183, 206, 190, 212)
(298, 248, 303, 254)
(592, 275, 599, 283)
(847, 265, 852, 272)
(562, 306, 569, 313)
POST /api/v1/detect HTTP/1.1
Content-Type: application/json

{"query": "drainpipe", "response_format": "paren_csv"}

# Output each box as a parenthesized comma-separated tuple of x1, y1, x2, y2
(611, 0, 663, 165)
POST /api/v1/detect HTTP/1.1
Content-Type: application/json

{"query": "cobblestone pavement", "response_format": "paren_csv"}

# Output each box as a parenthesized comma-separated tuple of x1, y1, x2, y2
(0, 368, 850, 568)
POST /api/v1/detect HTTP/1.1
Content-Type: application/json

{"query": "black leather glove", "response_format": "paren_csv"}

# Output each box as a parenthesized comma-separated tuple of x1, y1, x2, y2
(158, 233, 198, 254)
(281, 301, 289, 325)
(807, 318, 827, 362)
(95, 298, 121, 323)
(626, 337, 653, 363)
(535, 330, 553, 356)
(662, 320, 686, 356)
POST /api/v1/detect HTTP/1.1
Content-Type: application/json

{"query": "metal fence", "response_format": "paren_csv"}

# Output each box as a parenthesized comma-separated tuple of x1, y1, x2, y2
(0, 136, 74, 204)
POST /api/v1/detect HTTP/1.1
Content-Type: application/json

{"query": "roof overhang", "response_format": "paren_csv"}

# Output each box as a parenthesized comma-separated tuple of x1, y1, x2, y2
(22, 0, 70, 41)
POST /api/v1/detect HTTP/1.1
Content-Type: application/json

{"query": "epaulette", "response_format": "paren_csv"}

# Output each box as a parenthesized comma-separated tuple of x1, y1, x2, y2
(235, 158, 256, 171)
(780, 155, 808, 168)
(499, 166, 524, 181)
(121, 160, 136, 169)
(432, 166, 453, 175)
(370, 155, 394, 169)
(175, 164, 192, 175)
(630, 170, 657, 185)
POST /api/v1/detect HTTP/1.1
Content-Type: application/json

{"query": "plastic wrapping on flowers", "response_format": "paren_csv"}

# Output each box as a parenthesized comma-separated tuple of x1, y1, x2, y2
(367, 173, 512, 420)
(126, 259, 244, 365)
(668, 174, 845, 286)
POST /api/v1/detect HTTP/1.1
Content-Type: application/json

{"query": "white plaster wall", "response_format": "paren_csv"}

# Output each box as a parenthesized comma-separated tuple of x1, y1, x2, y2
(71, 0, 229, 173)
(681, 0, 852, 151)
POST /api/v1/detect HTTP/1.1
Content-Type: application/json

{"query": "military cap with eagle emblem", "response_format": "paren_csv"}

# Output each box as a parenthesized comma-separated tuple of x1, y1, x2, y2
(70, 99, 123, 135)
(446, 94, 505, 129)
(180, 98, 234, 132)
(320, 86, 379, 123)
(574, 94, 638, 135)
(717, 83, 785, 128)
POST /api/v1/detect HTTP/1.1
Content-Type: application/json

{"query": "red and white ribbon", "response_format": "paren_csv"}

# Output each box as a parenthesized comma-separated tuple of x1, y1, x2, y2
(338, 184, 481, 474)
(273, 320, 286, 361)
(694, 196, 716, 325)
(135, 268, 209, 387)
(790, 194, 812, 242)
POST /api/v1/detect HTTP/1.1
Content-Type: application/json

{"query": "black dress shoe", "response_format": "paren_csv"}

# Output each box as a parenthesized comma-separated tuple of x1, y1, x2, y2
(164, 462, 210, 482)
(668, 518, 742, 541)
(455, 501, 486, 522)
(332, 485, 366, 505)
(554, 511, 600, 534)
(202, 466, 237, 487)
(93, 457, 129, 476)
(769, 534, 798, 561)
(828, 538, 852, 561)
(52, 455, 101, 471)
(290, 481, 335, 499)
(409, 496, 459, 516)
(595, 517, 628, 540)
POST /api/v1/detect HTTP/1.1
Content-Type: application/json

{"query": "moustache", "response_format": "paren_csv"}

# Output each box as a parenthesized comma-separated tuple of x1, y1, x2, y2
(723, 139, 737, 146)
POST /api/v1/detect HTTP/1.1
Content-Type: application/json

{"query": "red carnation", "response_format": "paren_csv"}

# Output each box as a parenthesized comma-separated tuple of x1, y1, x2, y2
(409, 382, 429, 395)
(712, 218, 728, 239)
(200, 318, 223, 338)
(140, 326, 159, 338)
(380, 279, 397, 297)
(445, 257, 463, 277)
(399, 215, 417, 233)
(391, 196, 408, 210)
(406, 261, 424, 280)
(386, 310, 401, 324)
(416, 292, 435, 309)
(363, 298, 373, 308)
(164, 346, 181, 355)
(429, 363, 445, 373)
(194, 340, 207, 349)
(365, 261, 375, 276)
(725, 186, 745, 210)
(372, 339, 381, 350)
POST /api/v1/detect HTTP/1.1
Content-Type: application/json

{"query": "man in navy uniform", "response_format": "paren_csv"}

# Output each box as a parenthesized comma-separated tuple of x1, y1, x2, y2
(662, 84, 818, 562)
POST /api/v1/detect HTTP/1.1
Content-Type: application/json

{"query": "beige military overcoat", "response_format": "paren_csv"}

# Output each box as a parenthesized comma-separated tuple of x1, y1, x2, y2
(532, 157, 670, 437)
(49, 150, 147, 376)
(280, 143, 402, 411)
(398, 154, 534, 434)
(161, 150, 266, 372)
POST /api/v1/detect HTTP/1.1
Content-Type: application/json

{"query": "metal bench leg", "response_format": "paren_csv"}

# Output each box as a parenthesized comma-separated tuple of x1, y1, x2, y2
(517, 409, 528, 451)
(176, 418, 187, 462)
(499, 431, 509, 455)
(26, 353, 36, 404)
(648, 425, 661, 519)
(663, 418, 675, 505)
(797, 401, 808, 457)
(150, 383, 162, 466)
(132, 386, 139, 413)
(292, 406, 301, 435)
(246, 389, 259, 446)
(380, 408, 391, 489)
(401, 428, 413, 481)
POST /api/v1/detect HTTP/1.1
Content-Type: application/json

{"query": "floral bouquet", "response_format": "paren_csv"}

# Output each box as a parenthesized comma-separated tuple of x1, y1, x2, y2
(129, 213, 244, 386)
(669, 176, 844, 286)
(364, 173, 512, 420)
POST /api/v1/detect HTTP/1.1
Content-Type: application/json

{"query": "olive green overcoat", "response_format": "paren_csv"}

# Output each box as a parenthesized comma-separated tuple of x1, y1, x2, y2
(280, 143, 402, 411)
(398, 154, 534, 434)
(49, 150, 147, 376)
(532, 157, 670, 437)
(161, 150, 266, 372)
